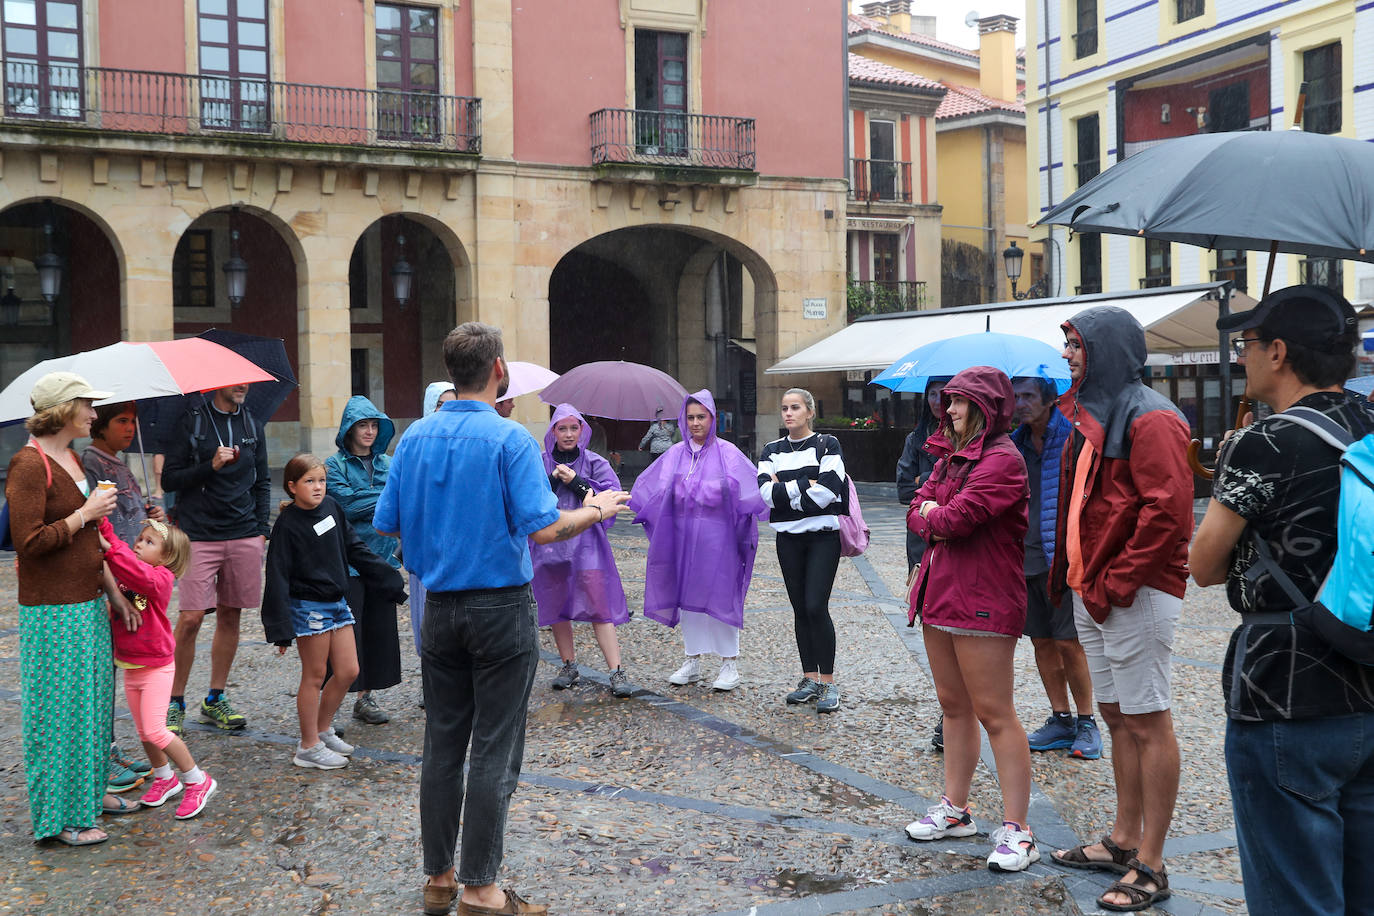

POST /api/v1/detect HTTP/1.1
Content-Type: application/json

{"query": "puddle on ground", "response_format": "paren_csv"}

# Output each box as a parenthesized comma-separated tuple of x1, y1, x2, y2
(771, 868, 853, 895)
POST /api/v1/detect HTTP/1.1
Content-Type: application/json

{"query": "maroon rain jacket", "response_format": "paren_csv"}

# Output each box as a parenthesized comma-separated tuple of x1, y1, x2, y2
(906, 367, 1029, 636)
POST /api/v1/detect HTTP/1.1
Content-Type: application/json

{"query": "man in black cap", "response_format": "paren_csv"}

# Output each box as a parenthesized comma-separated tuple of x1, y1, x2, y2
(1191, 284, 1374, 916)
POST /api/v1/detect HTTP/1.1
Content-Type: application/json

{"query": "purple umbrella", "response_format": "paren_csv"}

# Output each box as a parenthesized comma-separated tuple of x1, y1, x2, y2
(539, 361, 687, 421)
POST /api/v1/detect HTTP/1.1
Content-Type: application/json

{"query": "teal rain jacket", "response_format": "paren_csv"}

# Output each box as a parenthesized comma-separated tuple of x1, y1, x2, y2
(325, 395, 400, 571)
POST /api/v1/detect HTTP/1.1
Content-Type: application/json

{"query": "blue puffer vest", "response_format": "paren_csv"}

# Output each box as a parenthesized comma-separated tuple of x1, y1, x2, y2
(1011, 409, 1071, 567)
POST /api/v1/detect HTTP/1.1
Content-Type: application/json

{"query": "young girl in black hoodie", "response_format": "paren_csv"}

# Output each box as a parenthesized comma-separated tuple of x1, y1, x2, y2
(262, 454, 405, 770)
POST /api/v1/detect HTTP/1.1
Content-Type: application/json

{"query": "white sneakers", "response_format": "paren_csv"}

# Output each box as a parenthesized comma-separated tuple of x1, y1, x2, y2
(712, 659, 740, 691)
(905, 796, 978, 841)
(986, 823, 1039, 872)
(668, 657, 703, 685)
(669, 656, 741, 690)
(319, 726, 354, 756)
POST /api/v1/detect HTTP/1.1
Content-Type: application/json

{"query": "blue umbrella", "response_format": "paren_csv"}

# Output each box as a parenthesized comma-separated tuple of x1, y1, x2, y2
(871, 331, 1071, 394)
(1347, 376, 1374, 398)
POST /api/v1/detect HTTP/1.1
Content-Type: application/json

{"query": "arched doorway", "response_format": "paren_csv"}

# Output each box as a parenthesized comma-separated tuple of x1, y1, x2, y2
(347, 214, 464, 422)
(548, 226, 776, 459)
(0, 199, 121, 455)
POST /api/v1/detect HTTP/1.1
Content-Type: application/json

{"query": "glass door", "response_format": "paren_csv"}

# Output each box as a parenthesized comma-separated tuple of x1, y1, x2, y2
(376, 4, 440, 142)
(198, 0, 270, 132)
(2, 0, 82, 120)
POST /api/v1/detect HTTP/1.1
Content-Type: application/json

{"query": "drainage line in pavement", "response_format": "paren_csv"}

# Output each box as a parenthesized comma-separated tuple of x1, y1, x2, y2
(702, 865, 1037, 916)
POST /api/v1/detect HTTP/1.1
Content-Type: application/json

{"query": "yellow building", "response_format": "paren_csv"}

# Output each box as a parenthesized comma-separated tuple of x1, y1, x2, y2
(848, 2, 1030, 306)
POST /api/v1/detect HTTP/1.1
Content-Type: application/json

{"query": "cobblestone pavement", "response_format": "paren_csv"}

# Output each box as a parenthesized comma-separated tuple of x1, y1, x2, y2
(0, 485, 1245, 915)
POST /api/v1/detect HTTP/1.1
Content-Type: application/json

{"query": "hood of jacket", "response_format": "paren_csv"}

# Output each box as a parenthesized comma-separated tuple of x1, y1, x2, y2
(544, 403, 591, 454)
(1060, 306, 1184, 458)
(335, 395, 395, 456)
(679, 389, 717, 448)
(422, 381, 455, 417)
(924, 366, 1016, 461)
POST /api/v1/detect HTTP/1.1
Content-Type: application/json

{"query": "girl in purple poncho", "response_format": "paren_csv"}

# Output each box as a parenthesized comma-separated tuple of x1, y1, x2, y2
(629, 390, 767, 691)
(531, 404, 633, 698)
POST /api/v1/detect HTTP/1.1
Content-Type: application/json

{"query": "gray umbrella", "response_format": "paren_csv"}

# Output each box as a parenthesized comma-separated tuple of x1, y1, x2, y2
(1038, 129, 1374, 265)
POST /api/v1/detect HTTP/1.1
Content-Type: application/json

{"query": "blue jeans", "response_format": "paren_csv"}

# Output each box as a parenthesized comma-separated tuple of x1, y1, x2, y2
(1226, 714, 1374, 915)
(420, 584, 539, 884)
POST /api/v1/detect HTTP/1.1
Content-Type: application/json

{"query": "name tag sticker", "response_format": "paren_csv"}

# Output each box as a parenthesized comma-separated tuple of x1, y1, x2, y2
(313, 515, 337, 537)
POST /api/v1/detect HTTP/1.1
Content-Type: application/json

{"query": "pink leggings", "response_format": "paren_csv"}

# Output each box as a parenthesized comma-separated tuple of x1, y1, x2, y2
(123, 663, 176, 750)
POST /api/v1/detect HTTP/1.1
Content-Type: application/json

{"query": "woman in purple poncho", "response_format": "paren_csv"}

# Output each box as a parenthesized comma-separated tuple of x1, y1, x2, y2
(629, 390, 766, 691)
(531, 404, 634, 698)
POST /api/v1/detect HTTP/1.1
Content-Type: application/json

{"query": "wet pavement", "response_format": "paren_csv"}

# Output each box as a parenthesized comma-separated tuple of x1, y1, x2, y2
(0, 488, 1246, 915)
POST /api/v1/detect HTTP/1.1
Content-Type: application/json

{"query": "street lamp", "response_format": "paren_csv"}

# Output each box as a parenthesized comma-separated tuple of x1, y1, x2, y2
(222, 208, 248, 307)
(1002, 240, 1048, 300)
(390, 233, 414, 309)
(35, 222, 62, 304)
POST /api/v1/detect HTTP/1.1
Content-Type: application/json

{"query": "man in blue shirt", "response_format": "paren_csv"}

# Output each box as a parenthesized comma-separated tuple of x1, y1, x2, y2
(375, 322, 629, 916)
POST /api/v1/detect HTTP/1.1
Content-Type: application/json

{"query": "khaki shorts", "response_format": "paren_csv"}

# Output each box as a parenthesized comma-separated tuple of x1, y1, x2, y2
(178, 537, 265, 612)
(1072, 586, 1181, 715)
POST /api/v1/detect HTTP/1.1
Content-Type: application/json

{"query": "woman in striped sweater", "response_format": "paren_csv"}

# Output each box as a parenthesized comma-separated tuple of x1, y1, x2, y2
(756, 388, 848, 713)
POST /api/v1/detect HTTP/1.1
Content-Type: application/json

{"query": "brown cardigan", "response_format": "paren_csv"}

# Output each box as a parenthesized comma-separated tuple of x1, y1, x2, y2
(6, 445, 104, 606)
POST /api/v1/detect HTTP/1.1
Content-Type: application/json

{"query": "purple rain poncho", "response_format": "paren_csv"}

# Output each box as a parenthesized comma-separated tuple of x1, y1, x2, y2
(530, 404, 629, 627)
(628, 390, 767, 630)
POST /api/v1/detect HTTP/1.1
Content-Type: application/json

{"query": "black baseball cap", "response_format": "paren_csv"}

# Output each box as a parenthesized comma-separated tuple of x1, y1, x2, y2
(1216, 284, 1357, 353)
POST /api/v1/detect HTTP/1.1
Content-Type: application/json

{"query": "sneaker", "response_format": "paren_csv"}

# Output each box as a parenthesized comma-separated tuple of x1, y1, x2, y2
(785, 677, 822, 705)
(174, 775, 217, 819)
(166, 702, 186, 737)
(112, 743, 152, 777)
(815, 682, 841, 713)
(987, 823, 1040, 872)
(319, 727, 355, 757)
(293, 742, 348, 770)
(139, 775, 183, 808)
(931, 715, 944, 752)
(668, 657, 703, 686)
(352, 693, 390, 725)
(712, 659, 740, 691)
(107, 761, 144, 794)
(551, 660, 579, 690)
(905, 796, 978, 841)
(200, 695, 247, 730)
(609, 668, 634, 698)
(1027, 714, 1077, 751)
(1070, 718, 1103, 760)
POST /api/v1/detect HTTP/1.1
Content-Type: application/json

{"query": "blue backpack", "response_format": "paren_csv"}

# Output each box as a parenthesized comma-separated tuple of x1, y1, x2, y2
(1246, 406, 1374, 664)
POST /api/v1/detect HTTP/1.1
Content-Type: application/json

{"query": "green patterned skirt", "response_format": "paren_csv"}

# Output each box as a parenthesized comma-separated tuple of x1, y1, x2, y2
(19, 596, 113, 839)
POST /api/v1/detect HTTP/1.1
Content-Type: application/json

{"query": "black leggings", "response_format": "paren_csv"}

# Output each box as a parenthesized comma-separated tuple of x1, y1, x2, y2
(776, 529, 841, 676)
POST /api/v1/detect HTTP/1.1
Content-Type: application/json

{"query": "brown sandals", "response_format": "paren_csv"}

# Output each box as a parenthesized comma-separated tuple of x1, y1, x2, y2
(1050, 834, 1137, 874)
(1098, 857, 1171, 912)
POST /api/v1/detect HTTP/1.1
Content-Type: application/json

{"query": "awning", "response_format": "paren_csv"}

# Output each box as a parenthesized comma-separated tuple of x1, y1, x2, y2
(767, 282, 1249, 375)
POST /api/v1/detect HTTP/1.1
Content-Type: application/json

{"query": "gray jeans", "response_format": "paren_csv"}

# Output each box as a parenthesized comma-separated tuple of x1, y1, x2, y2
(420, 584, 539, 883)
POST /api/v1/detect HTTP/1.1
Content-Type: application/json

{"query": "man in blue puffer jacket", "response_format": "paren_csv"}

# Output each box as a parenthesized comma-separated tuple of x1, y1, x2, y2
(1010, 377, 1099, 760)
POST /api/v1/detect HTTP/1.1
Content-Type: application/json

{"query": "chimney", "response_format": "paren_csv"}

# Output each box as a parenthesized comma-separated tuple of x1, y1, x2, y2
(977, 14, 1018, 103)
(860, 1, 912, 34)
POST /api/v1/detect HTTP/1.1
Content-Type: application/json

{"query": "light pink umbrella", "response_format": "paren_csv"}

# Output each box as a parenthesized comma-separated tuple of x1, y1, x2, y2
(538, 360, 687, 421)
(497, 360, 560, 402)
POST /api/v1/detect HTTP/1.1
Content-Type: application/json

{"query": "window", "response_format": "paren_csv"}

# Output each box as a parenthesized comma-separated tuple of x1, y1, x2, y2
(172, 230, 215, 309)
(2, 0, 83, 119)
(198, 0, 269, 131)
(868, 120, 896, 201)
(376, 3, 440, 142)
(1077, 234, 1102, 294)
(1214, 248, 1247, 294)
(1075, 113, 1100, 186)
(1176, 0, 1204, 23)
(1075, 114, 1102, 293)
(1207, 82, 1249, 132)
(873, 234, 899, 286)
(351, 349, 370, 397)
(634, 29, 688, 155)
(1299, 257, 1342, 293)
(1303, 43, 1341, 135)
(1143, 238, 1171, 288)
(1074, 0, 1097, 59)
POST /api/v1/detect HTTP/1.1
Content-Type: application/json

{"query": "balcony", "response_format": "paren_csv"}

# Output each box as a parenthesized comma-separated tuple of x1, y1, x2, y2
(1139, 272, 1172, 289)
(1299, 257, 1344, 292)
(850, 158, 913, 204)
(1210, 265, 1248, 294)
(589, 108, 755, 173)
(847, 279, 927, 321)
(0, 62, 481, 154)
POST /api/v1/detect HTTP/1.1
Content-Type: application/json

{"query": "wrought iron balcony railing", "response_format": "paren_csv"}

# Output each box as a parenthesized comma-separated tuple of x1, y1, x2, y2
(850, 158, 913, 203)
(590, 108, 755, 171)
(1299, 257, 1343, 292)
(847, 279, 927, 321)
(1139, 271, 1172, 289)
(1210, 265, 1248, 294)
(1, 62, 481, 153)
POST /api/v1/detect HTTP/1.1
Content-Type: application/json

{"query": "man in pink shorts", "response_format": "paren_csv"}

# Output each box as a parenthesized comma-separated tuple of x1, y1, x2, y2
(160, 385, 271, 734)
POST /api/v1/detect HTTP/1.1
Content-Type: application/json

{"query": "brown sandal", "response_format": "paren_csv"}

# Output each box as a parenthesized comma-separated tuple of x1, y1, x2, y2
(1099, 858, 1170, 912)
(1050, 834, 1137, 874)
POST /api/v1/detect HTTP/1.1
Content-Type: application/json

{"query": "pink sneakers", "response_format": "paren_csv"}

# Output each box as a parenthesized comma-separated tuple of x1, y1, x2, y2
(174, 775, 217, 820)
(139, 775, 183, 808)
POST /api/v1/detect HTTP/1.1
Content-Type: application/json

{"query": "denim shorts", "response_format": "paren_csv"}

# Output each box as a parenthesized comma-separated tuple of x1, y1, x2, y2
(289, 598, 355, 639)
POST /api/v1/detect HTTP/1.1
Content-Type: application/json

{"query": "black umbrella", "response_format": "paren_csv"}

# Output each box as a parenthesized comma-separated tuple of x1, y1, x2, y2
(130, 329, 298, 454)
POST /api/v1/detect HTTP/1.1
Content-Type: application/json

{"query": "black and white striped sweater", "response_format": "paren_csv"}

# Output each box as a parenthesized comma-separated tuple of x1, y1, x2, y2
(756, 433, 848, 533)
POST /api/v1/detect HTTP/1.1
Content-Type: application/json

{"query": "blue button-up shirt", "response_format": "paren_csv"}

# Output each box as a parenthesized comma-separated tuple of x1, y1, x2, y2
(374, 399, 560, 592)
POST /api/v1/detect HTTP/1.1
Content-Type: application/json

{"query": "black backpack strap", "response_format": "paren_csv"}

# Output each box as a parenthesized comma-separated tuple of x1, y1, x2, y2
(1278, 406, 1355, 451)
(1246, 528, 1315, 610)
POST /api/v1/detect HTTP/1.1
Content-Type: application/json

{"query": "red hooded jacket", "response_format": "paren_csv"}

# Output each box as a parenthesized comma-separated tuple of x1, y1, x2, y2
(906, 367, 1029, 636)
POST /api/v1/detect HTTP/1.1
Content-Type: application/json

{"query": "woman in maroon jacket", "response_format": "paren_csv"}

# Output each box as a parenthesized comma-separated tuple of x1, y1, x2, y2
(902, 366, 1036, 873)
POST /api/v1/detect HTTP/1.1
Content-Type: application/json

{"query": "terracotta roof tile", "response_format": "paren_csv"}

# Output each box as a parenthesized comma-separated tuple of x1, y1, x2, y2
(848, 55, 945, 92)
(935, 82, 1026, 120)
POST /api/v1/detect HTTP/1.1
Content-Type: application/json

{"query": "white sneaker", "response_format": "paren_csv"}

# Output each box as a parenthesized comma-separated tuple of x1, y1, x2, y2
(905, 796, 978, 841)
(293, 741, 348, 770)
(319, 727, 354, 757)
(668, 656, 702, 685)
(712, 659, 741, 691)
(986, 824, 1039, 872)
